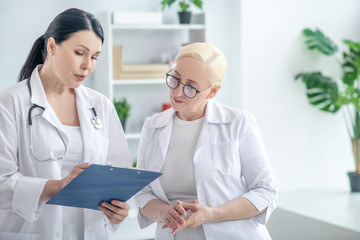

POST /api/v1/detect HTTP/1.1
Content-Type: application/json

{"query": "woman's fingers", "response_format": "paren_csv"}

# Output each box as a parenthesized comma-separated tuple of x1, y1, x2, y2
(174, 202, 187, 216)
(166, 213, 180, 229)
(76, 162, 91, 169)
(161, 202, 188, 230)
(61, 162, 91, 188)
(99, 200, 129, 224)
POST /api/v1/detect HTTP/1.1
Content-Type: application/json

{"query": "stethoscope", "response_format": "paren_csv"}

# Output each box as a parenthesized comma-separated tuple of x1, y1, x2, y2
(27, 78, 103, 161)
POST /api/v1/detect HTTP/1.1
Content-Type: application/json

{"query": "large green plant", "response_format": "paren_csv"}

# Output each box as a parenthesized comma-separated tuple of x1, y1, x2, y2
(161, 0, 202, 12)
(295, 28, 360, 174)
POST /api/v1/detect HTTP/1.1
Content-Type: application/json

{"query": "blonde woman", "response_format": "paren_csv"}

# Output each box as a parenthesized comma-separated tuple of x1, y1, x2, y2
(134, 42, 278, 239)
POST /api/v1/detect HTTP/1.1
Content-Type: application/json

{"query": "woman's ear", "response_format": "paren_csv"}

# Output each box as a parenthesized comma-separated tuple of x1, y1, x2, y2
(207, 85, 221, 99)
(46, 37, 56, 55)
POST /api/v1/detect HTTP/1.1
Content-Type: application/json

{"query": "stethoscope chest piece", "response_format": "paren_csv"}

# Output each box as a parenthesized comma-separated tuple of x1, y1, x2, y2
(91, 116, 103, 129)
(90, 107, 103, 129)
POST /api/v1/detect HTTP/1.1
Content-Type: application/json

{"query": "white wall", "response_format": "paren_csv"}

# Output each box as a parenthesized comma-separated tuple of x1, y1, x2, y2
(0, 0, 170, 89)
(204, 0, 241, 108)
(240, 0, 360, 191)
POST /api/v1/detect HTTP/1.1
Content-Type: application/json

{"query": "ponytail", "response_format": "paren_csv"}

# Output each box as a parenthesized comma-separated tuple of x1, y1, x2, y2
(18, 35, 46, 82)
(18, 8, 104, 82)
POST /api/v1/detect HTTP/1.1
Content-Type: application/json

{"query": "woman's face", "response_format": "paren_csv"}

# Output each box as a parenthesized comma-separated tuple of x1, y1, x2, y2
(169, 56, 215, 121)
(48, 30, 102, 88)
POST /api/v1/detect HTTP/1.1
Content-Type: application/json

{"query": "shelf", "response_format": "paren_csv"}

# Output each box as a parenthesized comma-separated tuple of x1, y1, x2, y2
(112, 79, 166, 85)
(111, 24, 205, 30)
(125, 133, 141, 140)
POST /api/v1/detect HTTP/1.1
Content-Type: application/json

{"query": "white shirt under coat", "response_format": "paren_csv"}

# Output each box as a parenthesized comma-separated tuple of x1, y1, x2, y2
(134, 99, 279, 240)
(0, 66, 132, 240)
(160, 115, 206, 240)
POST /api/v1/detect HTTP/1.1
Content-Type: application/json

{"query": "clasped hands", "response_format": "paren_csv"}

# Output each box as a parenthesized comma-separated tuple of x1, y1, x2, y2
(161, 199, 214, 234)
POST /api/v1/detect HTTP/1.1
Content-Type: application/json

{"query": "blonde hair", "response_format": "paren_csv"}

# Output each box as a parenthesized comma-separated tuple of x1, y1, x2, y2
(175, 42, 227, 87)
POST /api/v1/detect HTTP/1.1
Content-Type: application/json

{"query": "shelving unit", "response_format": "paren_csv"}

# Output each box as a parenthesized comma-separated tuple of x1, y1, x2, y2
(111, 24, 205, 30)
(93, 11, 206, 160)
(112, 78, 164, 86)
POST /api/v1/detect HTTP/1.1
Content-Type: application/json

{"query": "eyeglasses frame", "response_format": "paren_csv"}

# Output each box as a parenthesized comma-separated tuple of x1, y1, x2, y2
(165, 69, 211, 99)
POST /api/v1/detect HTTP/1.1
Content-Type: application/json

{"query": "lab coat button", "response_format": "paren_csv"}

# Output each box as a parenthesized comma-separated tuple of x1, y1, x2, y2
(55, 232, 61, 238)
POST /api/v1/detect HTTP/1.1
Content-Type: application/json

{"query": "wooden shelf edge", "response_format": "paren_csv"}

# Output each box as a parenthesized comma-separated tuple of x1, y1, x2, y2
(112, 79, 166, 85)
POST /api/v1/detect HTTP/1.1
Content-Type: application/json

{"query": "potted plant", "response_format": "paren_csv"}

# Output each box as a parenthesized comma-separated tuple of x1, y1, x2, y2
(113, 98, 131, 132)
(295, 28, 360, 192)
(161, 0, 203, 24)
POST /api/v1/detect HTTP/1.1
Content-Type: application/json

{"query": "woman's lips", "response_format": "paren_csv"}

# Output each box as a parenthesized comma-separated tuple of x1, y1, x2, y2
(173, 98, 184, 104)
(75, 74, 86, 81)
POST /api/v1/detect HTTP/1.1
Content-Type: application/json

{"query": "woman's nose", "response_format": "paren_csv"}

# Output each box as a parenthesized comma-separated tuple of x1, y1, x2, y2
(174, 85, 184, 97)
(81, 58, 91, 70)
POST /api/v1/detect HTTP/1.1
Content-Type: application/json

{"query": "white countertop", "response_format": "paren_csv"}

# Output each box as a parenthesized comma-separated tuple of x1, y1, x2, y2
(278, 189, 360, 232)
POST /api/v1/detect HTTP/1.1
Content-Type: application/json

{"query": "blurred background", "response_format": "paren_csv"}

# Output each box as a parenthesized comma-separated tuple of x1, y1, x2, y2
(1, 0, 360, 239)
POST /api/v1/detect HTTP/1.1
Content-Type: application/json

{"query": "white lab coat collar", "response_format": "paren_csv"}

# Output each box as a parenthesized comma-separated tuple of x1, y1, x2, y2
(29, 65, 96, 111)
(150, 99, 235, 156)
(28, 65, 99, 163)
(74, 85, 100, 165)
(28, 65, 47, 108)
(28, 66, 67, 142)
(151, 99, 233, 128)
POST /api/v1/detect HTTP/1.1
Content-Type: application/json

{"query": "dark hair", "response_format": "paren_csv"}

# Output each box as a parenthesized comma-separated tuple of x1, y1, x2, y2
(18, 8, 104, 82)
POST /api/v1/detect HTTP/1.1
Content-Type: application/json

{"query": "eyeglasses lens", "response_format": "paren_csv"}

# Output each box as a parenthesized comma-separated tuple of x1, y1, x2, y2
(184, 86, 196, 98)
(166, 73, 197, 98)
(166, 75, 179, 89)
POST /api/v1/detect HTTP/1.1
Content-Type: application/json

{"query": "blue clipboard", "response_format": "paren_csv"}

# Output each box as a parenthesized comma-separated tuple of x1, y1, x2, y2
(47, 164, 162, 210)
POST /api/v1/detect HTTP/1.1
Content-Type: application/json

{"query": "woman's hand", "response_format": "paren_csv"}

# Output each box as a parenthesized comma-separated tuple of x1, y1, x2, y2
(166, 200, 215, 234)
(60, 162, 91, 189)
(165, 197, 267, 234)
(40, 162, 91, 203)
(160, 201, 187, 231)
(98, 200, 130, 224)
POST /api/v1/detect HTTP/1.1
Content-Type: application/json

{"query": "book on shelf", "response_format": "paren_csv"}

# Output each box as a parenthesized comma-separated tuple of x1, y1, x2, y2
(112, 45, 170, 80)
(117, 72, 166, 79)
(113, 46, 123, 80)
(121, 64, 170, 72)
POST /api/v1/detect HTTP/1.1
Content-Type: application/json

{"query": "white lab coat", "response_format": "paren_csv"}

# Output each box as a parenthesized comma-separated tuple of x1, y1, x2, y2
(0, 66, 132, 240)
(134, 99, 278, 240)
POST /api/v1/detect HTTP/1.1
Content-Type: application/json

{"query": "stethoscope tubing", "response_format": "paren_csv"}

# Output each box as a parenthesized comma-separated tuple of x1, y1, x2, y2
(26, 78, 102, 162)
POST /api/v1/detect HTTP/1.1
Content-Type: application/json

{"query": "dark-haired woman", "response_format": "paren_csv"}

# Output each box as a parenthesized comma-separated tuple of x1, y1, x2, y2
(0, 8, 131, 240)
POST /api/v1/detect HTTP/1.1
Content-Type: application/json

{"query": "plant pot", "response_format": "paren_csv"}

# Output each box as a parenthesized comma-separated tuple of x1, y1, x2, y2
(178, 11, 191, 24)
(120, 119, 127, 132)
(347, 172, 360, 192)
(351, 139, 360, 174)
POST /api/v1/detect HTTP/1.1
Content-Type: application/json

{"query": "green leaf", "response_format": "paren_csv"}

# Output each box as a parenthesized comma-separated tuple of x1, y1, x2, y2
(191, 0, 203, 9)
(302, 28, 338, 56)
(320, 103, 340, 112)
(342, 51, 360, 85)
(161, 0, 168, 11)
(336, 86, 360, 111)
(161, 0, 176, 11)
(163, 0, 202, 11)
(343, 39, 360, 52)
(295, 72, 340, 113)
(179, 1, 190, 11)
(308, 97, 329, 105)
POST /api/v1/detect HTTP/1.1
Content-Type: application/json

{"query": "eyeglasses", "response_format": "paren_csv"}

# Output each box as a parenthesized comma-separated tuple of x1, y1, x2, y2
(166, 70, 211, 98)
